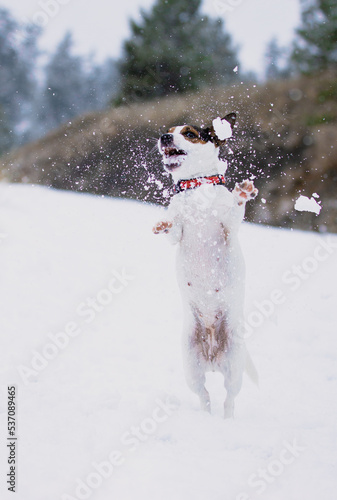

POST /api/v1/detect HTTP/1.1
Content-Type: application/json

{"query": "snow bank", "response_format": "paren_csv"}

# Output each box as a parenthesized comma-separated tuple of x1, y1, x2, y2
(0, 184, 336, 500)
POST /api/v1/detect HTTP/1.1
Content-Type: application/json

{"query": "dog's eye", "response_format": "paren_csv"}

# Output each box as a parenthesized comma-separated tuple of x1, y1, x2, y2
(184, 131, 198, 139)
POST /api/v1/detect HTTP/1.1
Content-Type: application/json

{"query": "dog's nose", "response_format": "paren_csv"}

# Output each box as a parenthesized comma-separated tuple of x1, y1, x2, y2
(160, 133, 174, 147)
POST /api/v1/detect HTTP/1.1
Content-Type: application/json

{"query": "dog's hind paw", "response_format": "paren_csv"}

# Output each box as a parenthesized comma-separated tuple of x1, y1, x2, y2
(234, 180, 258, 205)
(152, 221, 173, 234)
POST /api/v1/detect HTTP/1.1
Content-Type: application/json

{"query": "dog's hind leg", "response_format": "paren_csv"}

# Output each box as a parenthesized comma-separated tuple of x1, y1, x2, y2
(223, 340, 246, 419)
(184, 354, 211, 412)
(183, 312, 211, 412)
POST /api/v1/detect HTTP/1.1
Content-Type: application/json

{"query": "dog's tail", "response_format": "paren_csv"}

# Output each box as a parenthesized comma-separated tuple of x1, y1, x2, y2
(245, 351, 259, 387)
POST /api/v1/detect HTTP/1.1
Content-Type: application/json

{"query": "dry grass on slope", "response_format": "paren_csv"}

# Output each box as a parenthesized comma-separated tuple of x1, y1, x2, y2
(1, 71, 336, 231)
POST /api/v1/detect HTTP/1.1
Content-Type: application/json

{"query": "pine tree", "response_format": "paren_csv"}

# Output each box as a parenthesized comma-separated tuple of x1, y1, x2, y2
(264, 38, 291, 80)
(292, 0, 337, 73)
(0, 105, 11, 154)
(40, 32, 88, 130)
(0, 8, 40, 151)
(84, 58, 120, 111)
(39, 34, 120, 132)
(116, 0, 239, 104)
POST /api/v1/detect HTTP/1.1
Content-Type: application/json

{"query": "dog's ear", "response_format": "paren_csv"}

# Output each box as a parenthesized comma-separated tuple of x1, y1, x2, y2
(222, 112, 236, 130)
(209, 112, 237, 146)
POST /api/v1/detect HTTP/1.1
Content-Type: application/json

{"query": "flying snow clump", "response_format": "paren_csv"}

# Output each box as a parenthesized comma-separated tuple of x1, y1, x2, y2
(212, 117, 232, 141)
(294, 195, 321, 215)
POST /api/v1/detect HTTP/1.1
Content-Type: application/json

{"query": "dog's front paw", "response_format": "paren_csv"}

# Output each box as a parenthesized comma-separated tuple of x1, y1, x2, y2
(152, 221, 173, 234)
(234, 180, 258, 205)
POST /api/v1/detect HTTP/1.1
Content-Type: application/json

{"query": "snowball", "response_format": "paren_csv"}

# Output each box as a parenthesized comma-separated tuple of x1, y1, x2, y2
(212, 117, 232, 141)
(233, 66, 238, 73)
(294, 195, 321, 215)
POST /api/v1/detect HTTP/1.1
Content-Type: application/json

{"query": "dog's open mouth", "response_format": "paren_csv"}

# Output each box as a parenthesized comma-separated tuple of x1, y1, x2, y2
(163, 147, 187, 158)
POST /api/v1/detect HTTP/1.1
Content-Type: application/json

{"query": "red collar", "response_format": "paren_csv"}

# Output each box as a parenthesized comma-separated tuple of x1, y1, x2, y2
(174, 174, 225, 193)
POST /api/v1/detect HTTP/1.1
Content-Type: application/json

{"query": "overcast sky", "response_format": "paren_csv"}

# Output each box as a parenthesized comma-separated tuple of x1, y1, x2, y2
(0, 0, 301, 75)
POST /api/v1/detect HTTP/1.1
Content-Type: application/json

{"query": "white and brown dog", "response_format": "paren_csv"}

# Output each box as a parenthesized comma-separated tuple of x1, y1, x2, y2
(153, 113, 258, 418)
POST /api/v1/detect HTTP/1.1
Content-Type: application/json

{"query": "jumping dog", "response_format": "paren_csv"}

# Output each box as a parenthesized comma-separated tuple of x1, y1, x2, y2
(153, 113, 258, 418)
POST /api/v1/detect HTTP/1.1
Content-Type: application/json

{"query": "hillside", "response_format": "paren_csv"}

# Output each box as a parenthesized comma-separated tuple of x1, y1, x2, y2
(0, 184, 336, 500)
(1, 71, 337, 232)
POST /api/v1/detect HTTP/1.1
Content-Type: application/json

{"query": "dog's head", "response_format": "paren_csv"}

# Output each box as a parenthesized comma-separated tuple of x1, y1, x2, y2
(158, 113, 236, 181)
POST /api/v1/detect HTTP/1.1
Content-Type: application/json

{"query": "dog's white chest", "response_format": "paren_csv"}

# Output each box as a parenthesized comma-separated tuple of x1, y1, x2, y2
(169, 185, 244, 319)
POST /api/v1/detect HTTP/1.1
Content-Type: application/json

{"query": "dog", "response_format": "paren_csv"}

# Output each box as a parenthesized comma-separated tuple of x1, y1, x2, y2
(153, 113, 258, 418)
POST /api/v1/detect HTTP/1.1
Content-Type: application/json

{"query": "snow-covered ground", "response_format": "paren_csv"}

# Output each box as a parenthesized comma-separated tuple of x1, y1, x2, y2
(0, 183, 336, 500)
